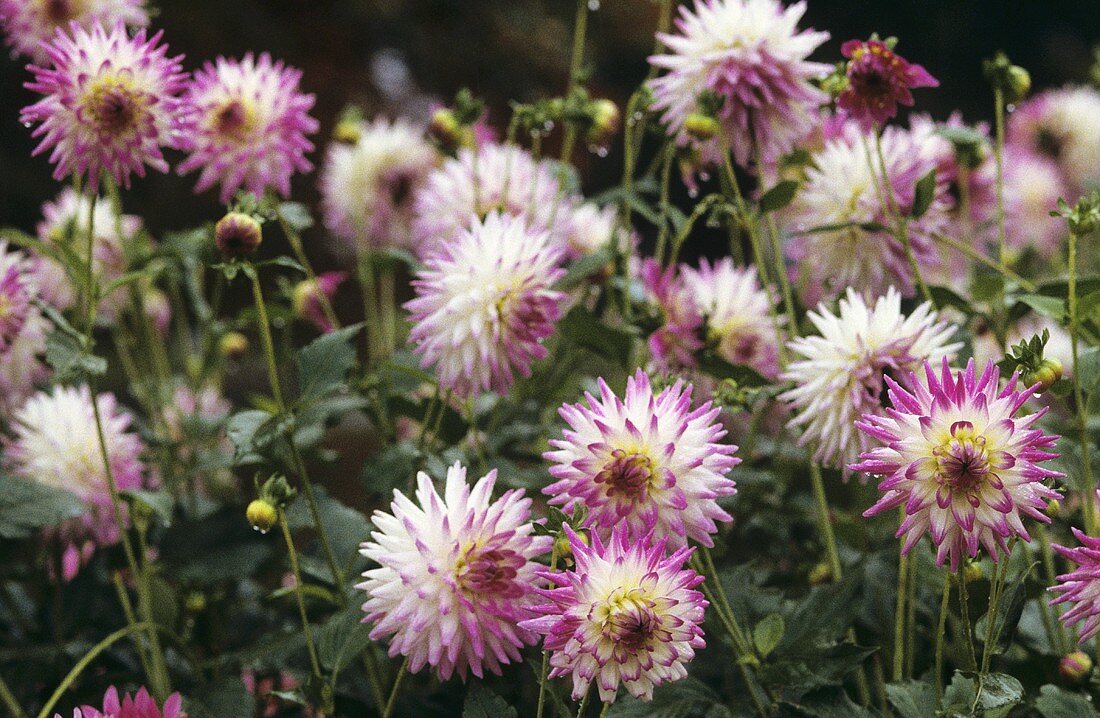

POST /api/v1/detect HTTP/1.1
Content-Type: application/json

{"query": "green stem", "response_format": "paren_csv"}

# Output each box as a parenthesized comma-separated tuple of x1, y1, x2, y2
(0, 673, 26, 718)
(576, 683, 593, 718)
(905, 551, 917, 679)
(958, 572, 977, 671)
(597, 702, 611, 718)
(357, 251, 382, 364)
(933, 233, 1035, 292)
(111, 571, 153, 679)
(934, 575, 951, 705)
(993, 86, 1008, 268)
(277, 208, 340, 332)
(278, 508, 323, 680)
(536, 550, 561, 718)
(82, 193, 98, 328)
(1069, 229, 1097, 535)
(248, 269, 285, 409)
(379, 267, 397, 358)
(893, 546, 909, 681)
(809, 463, 842, 580)
(382, 656, 410, 718)
(1036, 524, 1070, 653)
(654, 143, 675, 264)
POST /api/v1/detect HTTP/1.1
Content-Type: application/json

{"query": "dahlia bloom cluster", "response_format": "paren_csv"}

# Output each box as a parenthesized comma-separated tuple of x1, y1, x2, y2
(1050, 528, 1100, 643)
(54, 686, 181, 718)
(852, 359, 1062, 571)
(0, 0, 149, 62)
(544, 369, 738, 548)
(648, 0, 830, 169)
(520, 525, 707, 703)
(405, 211, 566, 398)
(781, 287, 960, 473)
(358, 462, 551, 680)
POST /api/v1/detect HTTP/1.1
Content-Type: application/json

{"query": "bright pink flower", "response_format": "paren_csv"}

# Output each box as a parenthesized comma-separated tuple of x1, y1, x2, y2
(838, 38, 938, 130)
(520, 525, 707, 703)
(853, 359, 1062, 572)
(1051, 528, 1100, 643)
(640, 259, 702, 373)
(21, 21, 187, 190)
(55, 686, 182, 718)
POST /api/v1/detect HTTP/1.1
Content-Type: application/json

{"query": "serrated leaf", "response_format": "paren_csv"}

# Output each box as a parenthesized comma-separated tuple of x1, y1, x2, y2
(607, 677, 727, 717)
(1079, 347, 1100, 393)
(45, 328, 107, 380)
(186, 678, 254, 718)
(0, 475, 83, 539)
(1035, 684, 1100, 718)
(753, 613, 785, 657)
(911, 168, 937, 218)
(278, 201, 314, 231)
(316, 606, 373, 674)
(759, 180, 800, 213)
(462, 684, 519, 718)
(297, 323, 363, 401)
(884, 680, 936, 718)
(976, 672, 1023, 718)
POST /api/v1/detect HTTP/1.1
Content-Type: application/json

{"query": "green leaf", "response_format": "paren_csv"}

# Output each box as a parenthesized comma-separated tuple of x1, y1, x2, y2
(975, 564, 1033, 656)
(929, 285, 973, 315)
(1035, 684, 1100, 718)
(121, 489, 175, 527)
(186, 678, 254, 718)
(297, 323, 363, 401)
(556, 245, 615, 290)
(753, 613, 785, 657)
(44, 328, 107, 380)
(362, 441, 422, 497)
(697, 353, 771, 387)
(316, 605, 373, 674)
(277, 201, 315, 231)
(607, 677, 729, 717)
(558, 305, 636, 368)
(285, 487, 371, 569)
(778, 572, 861, 651)
(226, 409, 276, 464)
(1079, 346, 1100, 392)
(976, 672, 1023, 718)
(462, 684, 519, 718)
(911, 168, 937, 218)
(759, 180, 800, 213)
(884, 681, 936, 718)
(1017, 294, 1066, 322)
(0, 475, 83, 539)
(941, 671, 976, 715)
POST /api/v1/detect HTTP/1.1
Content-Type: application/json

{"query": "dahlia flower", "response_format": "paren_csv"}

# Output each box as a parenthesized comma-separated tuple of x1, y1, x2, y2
(178, 53, 319, 202)
(544, 368, 738, 548)
(54, 686, 182, 718)
(6, 385, 148, 575)
(780, 287, 960, 474)
(292, 271, 346, 333)
(520, 525, 707, 703)
(357, 461, 552, 680)
(853, 359, 1063, 571)
(1050, 528, 1100, 642)
(640, 259, 702, 373)
(783, 119, 950, 302)
(320, 116, 438, 252)
(0, 311, 50, 417)
(1004, 146, 1069, 257)
(0, 0, 148, 63)
(21, 21, 187, 190)
(1008, 86, 1100, 194)
(681, 257, 780, 379)
(0, 241, 37, 353)
(648, 0, 830, 168)
(405, 211, 566, 397)
(564, 202, 626, 261)
(411, 142, 576, 258)
(838, 38, 939, 130)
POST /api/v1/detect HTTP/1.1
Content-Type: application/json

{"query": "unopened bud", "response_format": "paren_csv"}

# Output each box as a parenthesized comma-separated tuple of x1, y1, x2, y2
(1044, 498, 1061, 518)
(962, 561, 982, 584)
(808, 561, 833, 585)
(215, 212, 263, 258)
(333, 118, 362, 144)
(246, 498, 278, 534)
(429, 108, 468, 152)
(184, 591, 207, 613)
(1023, 357, 1063, 392)
(219, 331, 249, 358)
(1060, 651, 1093, 684)
(586, 98, 621, 147)
(683, 113, 720, 141)
(1005, 65, 1031, 103)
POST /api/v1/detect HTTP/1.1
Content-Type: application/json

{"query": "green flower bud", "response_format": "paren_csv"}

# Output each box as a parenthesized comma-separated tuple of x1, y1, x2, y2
(246, 498, 278, 534)
(1060, 651, 1093, 684)
(684, 113, 720, 141)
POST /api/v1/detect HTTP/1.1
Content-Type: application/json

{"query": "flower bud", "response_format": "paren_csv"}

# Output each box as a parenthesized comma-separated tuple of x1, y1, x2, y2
(332, 118, 362, 145)
(962, 561, 983, 584)
(215, 212, 263, 258)
(683, 113, 720, 141)
(246, 498, 278, 534)
(586, 98, 621, 148)
(184, 590, 207, 613)
(219, 331, 249, 358)
(429, 108, 468, 152)
(1044, 498, 1061, 518)
(1023, 357, 1063, 392)
(1060, 651, 1093, 684)
(1005, 65, 1031, 103)
(808, 561, 833, 585)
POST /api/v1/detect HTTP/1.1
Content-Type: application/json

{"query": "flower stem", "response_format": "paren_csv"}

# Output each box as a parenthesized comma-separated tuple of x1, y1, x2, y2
(278, 507, 323, 681)
(1036, 524, 1070, 653)
(958, 572, 977, 671)
(1068, 229, 1097, 535)
(382, 657, 410, 718)
(893, 545, 909, 681)
(536, 549, 561, 718)
(576, 684, 592, 718)
(248, 268, 285, 409)
(357, 250, 383, 364)
(597, 702, 611, 718)
(558, 0, 589, 166)
(992, 86, 1008, 268)
(0, 674, 26, 718)
(932, 233, 1035, 292)
(934, 574, 951, 705)
(810, 463, 842, 580)
(276, 207, 340, 331)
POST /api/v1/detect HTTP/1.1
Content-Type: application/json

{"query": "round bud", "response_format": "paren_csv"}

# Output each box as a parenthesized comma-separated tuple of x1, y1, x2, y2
(683, 113, 720, 141)
(1025, 357, 1064, 391)
(291, 278, 319, 319)
(215, 212, 263, 258)
(586, 98, 621, 147)
(333, 118, 362, 145)
(429, 108, 465, 152)
(219, 331, 249, 358)
(1044, 498, 1061, 518)
(1060, 651, 1093, 684)
(246, 498, 278, 534)
(808, 561, 833, 586)
(184, 591, 207, 614)
(1005, 65, 1031, 103)
(962, 561, 983, 584)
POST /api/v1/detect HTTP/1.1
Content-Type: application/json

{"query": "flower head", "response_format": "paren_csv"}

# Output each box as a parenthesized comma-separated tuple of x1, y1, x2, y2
(178, 53, 318, 202)
(0, 0, 148, 62)
(6, 385, 148, 575)
(853, 359, 1063, 571)
(838, 38, 938, 129)
(0, 311, 50, 417)
(1003, 145, 1070, 257)
(648, 0, 830, 169)
(640, 259, 703, 373)
(55, 686, 182, 718)
(358, 461, 551, 680)
(411, 142, 576, 258)
(544, 369, 738, 548)
(1008, 86, 1100, 195)
(320, 116, 438, 252)
(781, 288, 960, 474)
(0, 241, 37, 353)
(520, 525, 707, 703)
(1050, 528, 1100, 643)
(405, 211, 566, 397)
(21, 21, 187, 190)
(783, 120, 949, 302)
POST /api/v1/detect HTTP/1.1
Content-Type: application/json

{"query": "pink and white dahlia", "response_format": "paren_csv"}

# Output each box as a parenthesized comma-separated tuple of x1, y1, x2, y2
(784, 119, 950, 302)
(405, 211, 566, 397)
(320, 116, 438, 252)
(358, 461, 551, 680)
(853, 359, 1063, 571)
(1004, 146, 1069, 257)
(411, 142, 576, 258)
(55, 686, 182, 718)
(21, 21, 187, 190)
(0, 241, 37, 353)
(0, 0, 148, 62)
(1008, 86, 1100, 195)
(6, 385, 148, 576)
(520, 525, 707, 703)
(837, 38, 938, 130)
(0, 311, 50, 417)
(681, 257, 780, 379)
(563, 202, 627, 261)
(544, 369, 738, 548)
(640, 259, 702, 373)
(648, 0, 829, 169)
(780, 287, 960, 474)
(1050, 528, 1100, 643)
(178, 53, 318, 202)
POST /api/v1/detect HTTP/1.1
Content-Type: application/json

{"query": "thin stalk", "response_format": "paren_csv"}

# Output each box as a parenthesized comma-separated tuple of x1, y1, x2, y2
(893, 547, 909, 681)
(0, 673, 26, 718)
(576, 684, 592, 718)
(754, 143, 798, 338)
(361, 646, 387, 711)
(357, 250, 382, 364)
(1068, 229, 1097, 535)
(597, 702, 611, 718)
(557, 0, 589, 168)
(382, 657, 410, 718)
(134, 520, 170, 696)
(809, 463, 842, 580)
(958, 573, 977, 671)
(278, 508, 323, 680)
(933, 233, 1035, 292)
(654, 143, 675, 264)
(934, 575, 951, 704)
(536, 549, 561, 718)
(277, 208, 340, 331)
(379, 267, 397, 358)
(249, 270, 285, 409)
(111, 571, 152, 679)
(905, 552, 917, 678)
(993, 86, 1007, 267)
(1036, 524, 1070, 653)
(979, 555, 1011, 677)
(81, 193, 98, 325)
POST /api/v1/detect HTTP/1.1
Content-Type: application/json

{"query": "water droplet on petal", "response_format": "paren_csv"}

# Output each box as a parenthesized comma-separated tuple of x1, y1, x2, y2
(688, 188, 699, 199)
(587, 0, 600, 9)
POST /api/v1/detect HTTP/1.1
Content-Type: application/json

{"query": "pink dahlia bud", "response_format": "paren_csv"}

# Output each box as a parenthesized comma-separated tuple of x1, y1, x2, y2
(838, 38, 939, 130)
(1059, 650, 1093, 684)
(520, 525, 707, 703)
(852, 358, 1063, 572)
(544, 369, 738, 548)
(21, 21, 187, 191)
(178, 53, 319, 203)
(53, 686, 182, 718)
(357, 462, 551, 680)
(292, 271, 346, 333)
(215, 212, 263, 258)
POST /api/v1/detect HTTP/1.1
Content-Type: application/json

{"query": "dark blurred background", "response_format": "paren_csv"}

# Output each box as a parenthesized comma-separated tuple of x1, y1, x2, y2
(0, 0, 1097, 252)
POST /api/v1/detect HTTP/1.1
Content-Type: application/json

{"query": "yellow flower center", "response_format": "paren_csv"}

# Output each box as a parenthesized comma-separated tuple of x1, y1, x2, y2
(82, 75, 144, 134)
(210, 98, 257, 143)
